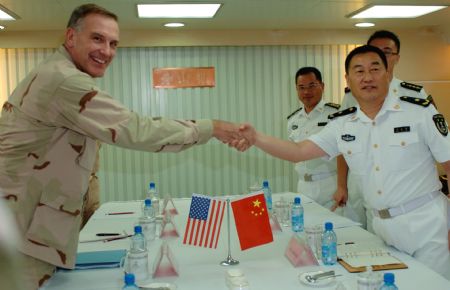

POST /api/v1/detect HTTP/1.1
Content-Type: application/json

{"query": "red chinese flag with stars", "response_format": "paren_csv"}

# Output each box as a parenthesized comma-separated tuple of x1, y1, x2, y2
(231, 192, 274, 250)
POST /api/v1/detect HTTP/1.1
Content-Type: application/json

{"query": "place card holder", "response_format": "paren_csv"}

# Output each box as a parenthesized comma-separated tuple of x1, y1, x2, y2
(152, 241, 179, 278)
(162, 195, 179, 216)
(284, 234, 319, 267)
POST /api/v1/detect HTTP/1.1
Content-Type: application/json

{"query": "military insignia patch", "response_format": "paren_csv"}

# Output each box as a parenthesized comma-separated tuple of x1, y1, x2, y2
(328, 107, 357, 120)
(399, 96, 431, 107)
(291, 125, 298, 130)
(317, 122, 327, 127)
(341, 134, 355, 142)
(325, 102, 340, 110)
(433, 114, 448, 136)
(400, 82, 423, 92)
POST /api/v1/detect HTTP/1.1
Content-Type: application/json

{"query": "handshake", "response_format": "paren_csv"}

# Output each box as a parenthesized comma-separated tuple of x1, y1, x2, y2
(212, 120, 257, 152)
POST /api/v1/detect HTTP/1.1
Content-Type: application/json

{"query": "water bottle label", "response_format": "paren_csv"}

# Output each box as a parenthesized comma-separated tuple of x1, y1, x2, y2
(291, 214, 304, 232)
(322, 241, 337, 265)
(125, 252, 149, 281)
(141, 221, 156, 241)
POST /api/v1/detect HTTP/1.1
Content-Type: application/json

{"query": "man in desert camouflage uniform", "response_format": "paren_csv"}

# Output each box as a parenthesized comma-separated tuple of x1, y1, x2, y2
(81, 141, 101, 229)
(0, 4, 245, 289)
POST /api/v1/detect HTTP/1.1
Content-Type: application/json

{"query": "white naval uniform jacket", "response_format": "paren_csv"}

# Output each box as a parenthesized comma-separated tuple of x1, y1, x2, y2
(0, 46, 213, 268)
(309, 92, 450, 211)
(287, 99, 339, 205)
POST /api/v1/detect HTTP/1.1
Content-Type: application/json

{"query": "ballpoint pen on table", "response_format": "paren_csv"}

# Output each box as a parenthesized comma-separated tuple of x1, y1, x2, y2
(103, 234, 133, 242)
(106, 211, 135, 215)
(96, 233, 121, 236)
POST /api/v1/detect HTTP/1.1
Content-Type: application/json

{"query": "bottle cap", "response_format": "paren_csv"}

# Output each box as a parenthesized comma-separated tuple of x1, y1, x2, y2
(263, 180, 269, 187)
(134, 225, 142, 234)
(124, 273, 135, 285)
(383, 273, 395, 284)
(144, 199, 152, 206)
(324, 222, 333, 230)
(294, 197, 301, 204)
(149, 182, 155, 189)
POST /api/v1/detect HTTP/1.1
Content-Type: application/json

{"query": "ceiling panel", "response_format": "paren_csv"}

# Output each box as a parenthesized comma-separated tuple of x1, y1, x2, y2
(0, 0, 449, 31)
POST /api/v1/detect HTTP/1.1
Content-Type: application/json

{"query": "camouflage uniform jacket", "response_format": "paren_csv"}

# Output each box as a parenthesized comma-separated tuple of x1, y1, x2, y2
(0, 46, 213, 268)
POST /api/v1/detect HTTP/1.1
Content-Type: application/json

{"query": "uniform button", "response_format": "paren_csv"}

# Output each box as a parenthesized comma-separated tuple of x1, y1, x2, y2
(401, 141, 406, 146)
(373, 144, 378, 148)
(347, 150, 352, 155)
(375, 166, 380, 171)
(394, 104, 400, 109)
(377, 190, 382, 195)
(372, 121, 376, 126)
(393, 89, 397, 93)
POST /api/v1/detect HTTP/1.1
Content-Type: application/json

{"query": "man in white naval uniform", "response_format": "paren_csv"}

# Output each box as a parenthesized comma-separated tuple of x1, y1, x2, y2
(287, 67, 363, 224)
(240, 45, 450, 279)
(337, 30, 433, 232)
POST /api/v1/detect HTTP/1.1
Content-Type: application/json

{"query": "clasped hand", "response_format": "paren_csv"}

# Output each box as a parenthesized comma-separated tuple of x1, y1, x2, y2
(212, 120, 256, 152)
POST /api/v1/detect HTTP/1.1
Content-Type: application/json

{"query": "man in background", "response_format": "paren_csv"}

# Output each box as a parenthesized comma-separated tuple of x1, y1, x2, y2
(336, 30, 433, 232)
(0, 4, 246, 289)
(287, 67, 364, 224)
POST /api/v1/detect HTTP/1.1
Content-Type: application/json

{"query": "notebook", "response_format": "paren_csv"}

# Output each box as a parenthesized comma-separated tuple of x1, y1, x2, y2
(337, 243, 407, 273)
(75, 249, 126, 270)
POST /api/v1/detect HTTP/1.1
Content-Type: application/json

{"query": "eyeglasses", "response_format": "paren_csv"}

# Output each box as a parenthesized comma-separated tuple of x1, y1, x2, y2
(297, 82, 321, 91)
(382, 50, 399, 56)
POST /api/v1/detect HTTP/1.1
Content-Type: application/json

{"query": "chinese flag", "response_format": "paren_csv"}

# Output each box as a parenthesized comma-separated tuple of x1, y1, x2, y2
(231, 193, 274, 250)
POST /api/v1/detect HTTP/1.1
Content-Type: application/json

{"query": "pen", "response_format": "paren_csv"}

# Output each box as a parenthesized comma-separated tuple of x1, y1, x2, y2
(103, 234, 133, 242)
(106, 211, 135, 215)
(96, 233, 121, 236)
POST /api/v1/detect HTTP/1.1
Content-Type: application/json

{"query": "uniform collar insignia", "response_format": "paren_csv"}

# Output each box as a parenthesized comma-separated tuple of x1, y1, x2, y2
(341, 134, 355, 142)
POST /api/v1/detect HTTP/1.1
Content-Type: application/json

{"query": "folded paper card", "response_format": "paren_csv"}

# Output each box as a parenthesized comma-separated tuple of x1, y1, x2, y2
(75, 249, 126, 270)
(285, 234, 319, 267)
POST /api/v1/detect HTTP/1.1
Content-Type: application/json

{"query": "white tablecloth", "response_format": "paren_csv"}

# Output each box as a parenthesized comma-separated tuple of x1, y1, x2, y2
(42, 192, 450, 290)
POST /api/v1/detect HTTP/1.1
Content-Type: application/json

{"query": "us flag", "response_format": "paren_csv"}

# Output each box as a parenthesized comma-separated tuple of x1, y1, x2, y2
(182, 194, 226, 249)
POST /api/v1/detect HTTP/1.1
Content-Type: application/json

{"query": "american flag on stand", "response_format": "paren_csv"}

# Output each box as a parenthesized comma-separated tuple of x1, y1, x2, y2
(182, 194, 226, 249)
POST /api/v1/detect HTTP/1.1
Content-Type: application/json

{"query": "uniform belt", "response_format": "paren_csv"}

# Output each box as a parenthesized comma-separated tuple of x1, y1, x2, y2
(373, 191, 440, 219)
(303, 171, 336, 182)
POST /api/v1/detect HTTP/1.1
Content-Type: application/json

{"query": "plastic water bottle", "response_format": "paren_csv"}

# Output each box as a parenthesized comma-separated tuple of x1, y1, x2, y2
(139, 199, 156, 242)
(126, 225, 149, 281)
(147, 182, 160, 215)
(321, 222, 337, 265)
(291, 196, 304, 232)
(130, 225, 146, 253)
(379, 273, 398, 290)
(262, 180, 272, 212)
(122, 273, 139, 290)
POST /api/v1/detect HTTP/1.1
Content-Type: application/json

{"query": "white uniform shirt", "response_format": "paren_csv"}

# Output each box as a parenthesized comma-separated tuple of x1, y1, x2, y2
(309, 92, 450, 210)
(287, 99, 339, 176)
(341, 77, 428, 109)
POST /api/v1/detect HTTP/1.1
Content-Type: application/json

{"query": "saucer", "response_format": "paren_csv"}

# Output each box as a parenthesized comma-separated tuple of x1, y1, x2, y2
(299, 271, 336, 287)
(138, 282, 177, 290)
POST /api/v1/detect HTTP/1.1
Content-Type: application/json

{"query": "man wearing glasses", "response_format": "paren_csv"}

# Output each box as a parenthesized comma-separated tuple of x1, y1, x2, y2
(287, 67, 364, 223)
(335, 30, 433, 233)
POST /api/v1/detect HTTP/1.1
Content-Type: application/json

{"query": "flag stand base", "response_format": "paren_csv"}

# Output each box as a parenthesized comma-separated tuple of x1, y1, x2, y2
(220, 254, 239, 266)
(220, 198, 239, 266)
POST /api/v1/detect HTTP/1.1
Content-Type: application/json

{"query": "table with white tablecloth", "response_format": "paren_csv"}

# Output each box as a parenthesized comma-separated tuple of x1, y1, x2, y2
(41, 192, 450, 290)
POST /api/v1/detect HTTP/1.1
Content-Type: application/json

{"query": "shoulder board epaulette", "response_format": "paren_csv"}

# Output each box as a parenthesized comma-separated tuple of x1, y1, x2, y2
(399, 96, 431, 107)
(400, 82, 423, 92)
(325, 102, 340, 110)
(344, 87, 351, 93)
(287, 107, 302, 120)
(328, 107, 357, 120)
